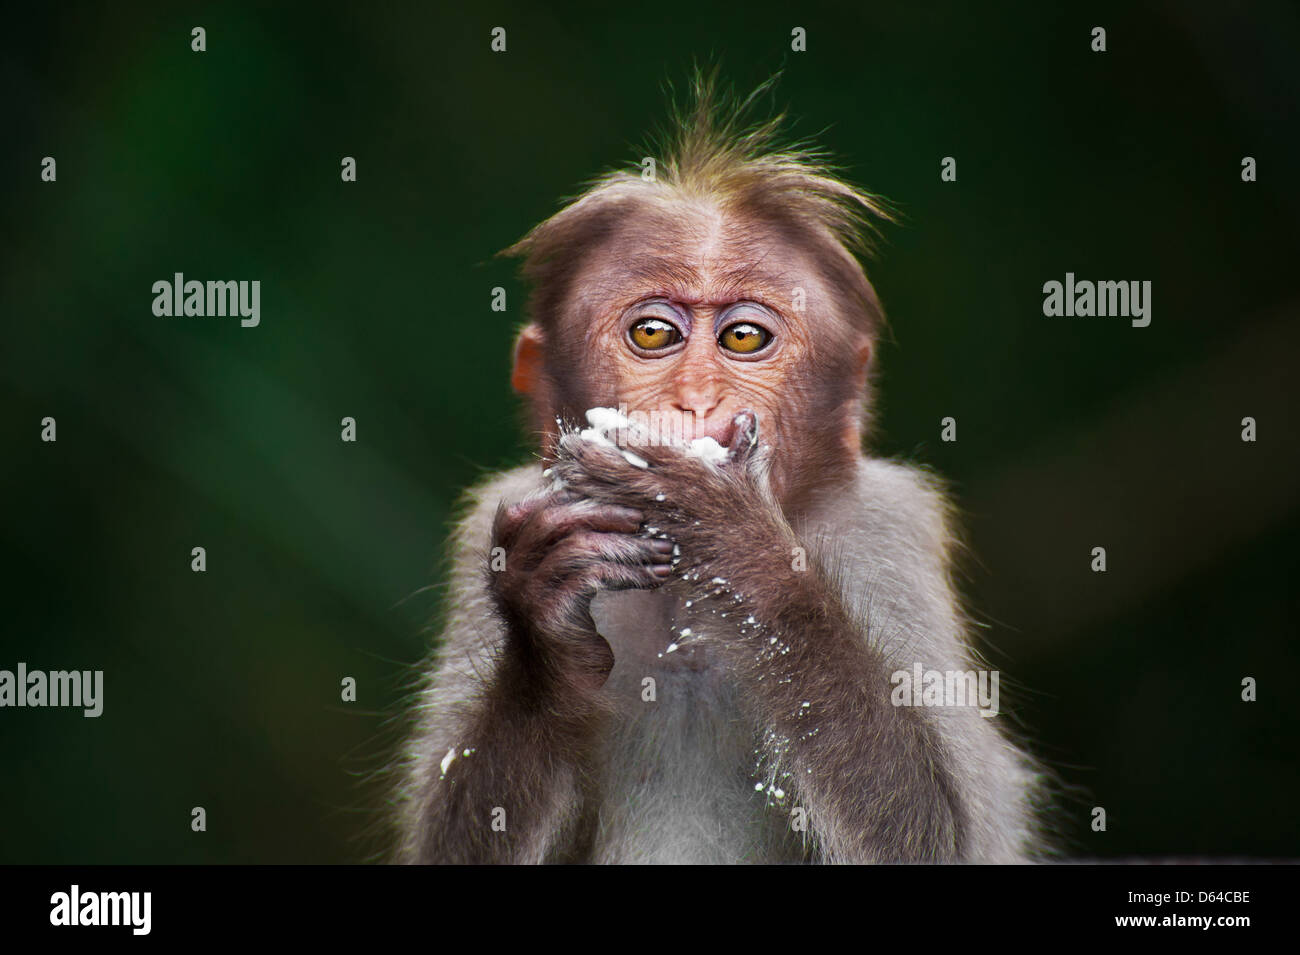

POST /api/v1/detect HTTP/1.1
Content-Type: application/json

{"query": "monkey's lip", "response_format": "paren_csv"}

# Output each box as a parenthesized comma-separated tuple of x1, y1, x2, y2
(586, 405, 747, 453)
(680, 411, 752, 449)
(682, 420, 736, 448)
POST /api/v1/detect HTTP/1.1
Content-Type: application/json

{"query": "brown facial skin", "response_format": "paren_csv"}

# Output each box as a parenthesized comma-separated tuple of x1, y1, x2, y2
(512, 199, 873, 517)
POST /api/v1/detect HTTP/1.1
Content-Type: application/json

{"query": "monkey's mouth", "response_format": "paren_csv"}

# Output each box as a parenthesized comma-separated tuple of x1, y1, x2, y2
(687, 416, 739, 450)
(581, 406, 751, 465)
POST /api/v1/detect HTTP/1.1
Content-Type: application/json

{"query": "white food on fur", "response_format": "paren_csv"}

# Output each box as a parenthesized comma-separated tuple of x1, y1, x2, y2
(686, 436, 728, 463)
(581, 407, 729, 467)
(439, 747, 457, 776)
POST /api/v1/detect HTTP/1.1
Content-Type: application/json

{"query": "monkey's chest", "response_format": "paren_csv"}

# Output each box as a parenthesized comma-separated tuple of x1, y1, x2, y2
(590, 589, 713, 674)
(586, 591, 802, 863)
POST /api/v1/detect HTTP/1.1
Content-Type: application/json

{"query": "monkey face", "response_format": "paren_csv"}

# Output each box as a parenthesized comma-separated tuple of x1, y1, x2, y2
(524, 198, 871, 511)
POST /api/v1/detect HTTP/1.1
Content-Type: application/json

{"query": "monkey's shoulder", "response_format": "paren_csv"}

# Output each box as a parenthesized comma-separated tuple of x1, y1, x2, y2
(807, 456, 957, 556)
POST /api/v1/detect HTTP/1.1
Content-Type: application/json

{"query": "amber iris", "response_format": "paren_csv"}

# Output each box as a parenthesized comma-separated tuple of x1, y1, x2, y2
(630, 317, 681, 350)
(719, 322, 769, 354)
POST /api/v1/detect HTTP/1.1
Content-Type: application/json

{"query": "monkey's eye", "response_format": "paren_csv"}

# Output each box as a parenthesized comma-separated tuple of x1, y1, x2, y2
(718, 322, 770, 354)
(629, 317, 681, 351)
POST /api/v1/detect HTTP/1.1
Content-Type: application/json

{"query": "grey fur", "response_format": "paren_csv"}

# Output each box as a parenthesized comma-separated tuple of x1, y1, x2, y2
(394, 455, 1044, 863)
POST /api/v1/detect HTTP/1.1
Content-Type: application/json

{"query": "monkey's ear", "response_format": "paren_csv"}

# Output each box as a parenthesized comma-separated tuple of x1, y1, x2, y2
(511, 323, 545, 396)
(855, 338, 873, 375)
(843, 338, 873, 454)
(851, 338, 874, 386)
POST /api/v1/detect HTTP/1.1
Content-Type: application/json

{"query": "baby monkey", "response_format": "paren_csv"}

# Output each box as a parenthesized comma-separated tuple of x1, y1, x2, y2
(394, 74, 1044, 864)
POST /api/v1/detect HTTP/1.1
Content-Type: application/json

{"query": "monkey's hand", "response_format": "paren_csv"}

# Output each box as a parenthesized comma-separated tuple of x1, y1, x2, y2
(554, 415, 960, 861)
(549, 410, 793, 585)
(487, 489, 674, 692)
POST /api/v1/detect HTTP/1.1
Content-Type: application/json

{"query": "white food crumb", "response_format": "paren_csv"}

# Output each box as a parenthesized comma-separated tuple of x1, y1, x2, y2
(578, 408, 650, 467)
(585, 407, 632, 433)
(439, 748, 457, 775)
(578, 426, 616, 448)
(686, 436, 728, 463)
(582, 407, 729, 467)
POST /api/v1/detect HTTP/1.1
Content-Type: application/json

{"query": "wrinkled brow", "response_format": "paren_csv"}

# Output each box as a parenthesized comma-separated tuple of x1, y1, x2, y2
(610, 254, 798, 306)
(620, 256, 703, 289)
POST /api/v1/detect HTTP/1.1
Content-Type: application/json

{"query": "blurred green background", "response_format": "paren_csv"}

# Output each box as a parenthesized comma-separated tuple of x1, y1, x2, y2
(2, 1, 1297, 862)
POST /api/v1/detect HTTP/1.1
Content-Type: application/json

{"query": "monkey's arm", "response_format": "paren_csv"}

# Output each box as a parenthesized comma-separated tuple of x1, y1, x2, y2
(695, 534, 963, 863)
(395, 467, 618, 864)
(402, 644, 606, 864)
(551, 421, 1032, 863)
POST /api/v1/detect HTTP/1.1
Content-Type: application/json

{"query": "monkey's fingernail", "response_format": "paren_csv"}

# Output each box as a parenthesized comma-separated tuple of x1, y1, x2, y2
(728, 410, 759, 454)
(651, 564, 673, 578)
(650, 539, 674, 554)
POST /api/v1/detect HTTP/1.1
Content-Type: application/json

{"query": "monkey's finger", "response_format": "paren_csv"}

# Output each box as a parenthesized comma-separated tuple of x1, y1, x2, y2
(515, 501, 646, 553)
(727, 409, 760, 463)
(553, 440, 656, 493)
(562, 426, 681, 470)
(490, 499, 530, 550)
(545, 487, 583, 505)
(541, 531, 670, 578)
(560, 430, 690, 487)
(495, 485, 592, 538)
(587, 560, 672, 592)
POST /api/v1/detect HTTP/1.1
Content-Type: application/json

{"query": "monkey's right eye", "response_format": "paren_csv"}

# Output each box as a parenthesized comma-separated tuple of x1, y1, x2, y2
(629, 318, 681, 351)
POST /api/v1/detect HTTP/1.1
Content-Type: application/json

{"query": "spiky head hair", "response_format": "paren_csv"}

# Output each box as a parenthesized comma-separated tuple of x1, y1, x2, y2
(503, 66, 894, 367)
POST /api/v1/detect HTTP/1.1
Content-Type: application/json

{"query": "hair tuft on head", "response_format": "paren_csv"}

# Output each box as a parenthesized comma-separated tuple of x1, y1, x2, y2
(647, 64, 895, 258)
(502, 65, 893, 346)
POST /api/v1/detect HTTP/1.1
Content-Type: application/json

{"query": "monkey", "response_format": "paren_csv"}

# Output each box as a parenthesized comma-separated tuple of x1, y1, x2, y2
(393, 73, 1046, 864)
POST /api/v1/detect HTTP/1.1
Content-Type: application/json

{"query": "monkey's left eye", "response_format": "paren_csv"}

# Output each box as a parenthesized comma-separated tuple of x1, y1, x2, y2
(718, 322, 771, 354)
(629, 318, 681, 350)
